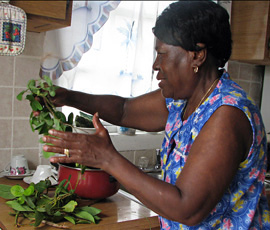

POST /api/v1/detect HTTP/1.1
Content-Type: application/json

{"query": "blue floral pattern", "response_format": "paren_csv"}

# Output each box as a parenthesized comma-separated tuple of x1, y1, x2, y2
(159, 72, 270, 229)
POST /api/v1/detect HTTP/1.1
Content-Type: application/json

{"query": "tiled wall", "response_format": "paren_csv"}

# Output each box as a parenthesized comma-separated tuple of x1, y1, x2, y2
(0, 32, 45, 171)
(0, 32, 266, 172)
(227, 61, 264, 108)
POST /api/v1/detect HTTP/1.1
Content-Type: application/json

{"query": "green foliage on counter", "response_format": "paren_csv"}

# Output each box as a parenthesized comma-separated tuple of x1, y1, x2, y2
(0, 178, 101, 228)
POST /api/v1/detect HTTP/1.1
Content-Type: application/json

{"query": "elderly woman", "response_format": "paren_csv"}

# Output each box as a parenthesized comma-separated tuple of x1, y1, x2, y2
(43, 0, 270, 229)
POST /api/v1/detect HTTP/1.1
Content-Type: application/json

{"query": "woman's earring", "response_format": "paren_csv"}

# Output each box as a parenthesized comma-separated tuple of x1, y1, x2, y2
(193, 66, 199, 73)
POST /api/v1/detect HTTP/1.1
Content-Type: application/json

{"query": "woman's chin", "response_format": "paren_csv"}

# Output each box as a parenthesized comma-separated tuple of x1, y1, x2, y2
(161, 89, 171, 99)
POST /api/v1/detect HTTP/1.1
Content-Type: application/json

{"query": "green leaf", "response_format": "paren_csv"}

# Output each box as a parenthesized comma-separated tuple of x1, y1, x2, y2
(64, 177, 70, 190)
(34, 121, 45, 130)
(36, 197, 51, 206)
(42, 150, 56, 158)
(54, 118, 61, 130)
(31, 100, 43, 111)
(76, 220, 92, 224)
(36, 197, 50, 212)
(24, 184, 35, 196)
(45, 202, 54, 215)
(38, 124, 50, 135)
(27, 79, 36, 89)
(45, 117, 54, 126)
(16, 90, 27, 101)
(24, 196, 36, 209)
(11, 185, 24, 197)
(68, 112, 74, 125)
(53, 211, 62, 217)
(23, 212, 35, 219)
(58, 179, 67, 188)
(26, 94, 35, 102)
(49, 89, 56, 97)
(34, 181, 48, 193)
(39, 91, 48, 97)
(43, 75, 53, 87)
(17, 196, 25, 204)
(55, 111, 66, 123)
(80, 206, 102, 216)
(79, 111, 93, 122)
(62, 200, 77, 213)
(75, 210, 95, 223)
(0, 184, 15, 199)
(64, 216, 76, 225)
(39, 137, 45, 144)
(81, 165, 86, 175)
(34, 211, 45, 227)
(36, 206, 46, 212)
(6, 200, 33, 212)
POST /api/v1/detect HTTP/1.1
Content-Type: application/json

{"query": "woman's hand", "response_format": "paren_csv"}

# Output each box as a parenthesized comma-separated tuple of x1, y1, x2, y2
(49, 86, 69, 108)
(32, 85, 69, 117)
(43, 113, 118, 170)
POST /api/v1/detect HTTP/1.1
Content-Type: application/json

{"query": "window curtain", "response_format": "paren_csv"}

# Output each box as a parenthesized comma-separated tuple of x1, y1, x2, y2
(40, 1, 171, 99)
(40, 1, 120, 80)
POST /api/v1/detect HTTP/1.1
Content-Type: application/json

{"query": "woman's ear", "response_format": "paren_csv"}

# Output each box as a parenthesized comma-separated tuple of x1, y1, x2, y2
(192, 43, 207, 67)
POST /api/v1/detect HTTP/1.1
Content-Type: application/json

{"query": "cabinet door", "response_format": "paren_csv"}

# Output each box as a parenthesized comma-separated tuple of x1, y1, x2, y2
(10, 0, 72, 32)
(230, 1, 270, 64)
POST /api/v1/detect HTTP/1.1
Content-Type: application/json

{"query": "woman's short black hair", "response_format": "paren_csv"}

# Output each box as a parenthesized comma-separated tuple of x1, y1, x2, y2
(152, 0, 232, 68)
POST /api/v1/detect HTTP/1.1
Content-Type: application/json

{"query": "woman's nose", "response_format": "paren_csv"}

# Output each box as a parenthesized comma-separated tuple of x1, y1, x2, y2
(152, 58, 159, 71)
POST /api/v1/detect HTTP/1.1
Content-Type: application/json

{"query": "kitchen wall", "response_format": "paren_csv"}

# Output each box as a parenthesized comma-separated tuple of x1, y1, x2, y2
(227, 61, 264, 108)
(0, 32, 265, 172)
(0, 32, 45, 171)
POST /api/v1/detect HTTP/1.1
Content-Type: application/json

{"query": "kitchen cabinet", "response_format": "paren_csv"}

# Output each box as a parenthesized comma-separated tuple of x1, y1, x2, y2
(10, 0, 72, 33)
(230, 1, 270, 65)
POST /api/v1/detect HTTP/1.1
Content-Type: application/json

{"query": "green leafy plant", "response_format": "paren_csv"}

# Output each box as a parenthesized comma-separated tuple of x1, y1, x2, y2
(17, 76, 73, 133)
(75, 111, 94, 128)
(0, 178, 101, 228)
(17, 77, 91, 174)
(17, 76, 74, 159)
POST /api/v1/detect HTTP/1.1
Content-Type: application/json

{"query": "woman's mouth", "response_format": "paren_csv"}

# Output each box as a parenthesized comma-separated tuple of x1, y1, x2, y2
(158, 79, 166, 88)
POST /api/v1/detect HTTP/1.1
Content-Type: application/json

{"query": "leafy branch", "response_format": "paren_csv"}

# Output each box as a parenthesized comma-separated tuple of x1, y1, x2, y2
(17, 76, 74, 158)
(17, 76, 89, 173)
(0, 178, 101, 228)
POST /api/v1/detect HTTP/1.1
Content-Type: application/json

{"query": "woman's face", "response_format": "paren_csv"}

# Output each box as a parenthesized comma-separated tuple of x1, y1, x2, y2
(153, 38, 195, 100)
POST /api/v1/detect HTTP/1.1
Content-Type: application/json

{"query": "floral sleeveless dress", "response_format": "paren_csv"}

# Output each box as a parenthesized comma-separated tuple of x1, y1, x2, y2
(159, 72, 270, 229)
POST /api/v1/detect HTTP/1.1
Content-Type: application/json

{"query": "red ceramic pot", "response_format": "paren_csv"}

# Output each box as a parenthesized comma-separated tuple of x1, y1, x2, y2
(58, 163, 120, 199)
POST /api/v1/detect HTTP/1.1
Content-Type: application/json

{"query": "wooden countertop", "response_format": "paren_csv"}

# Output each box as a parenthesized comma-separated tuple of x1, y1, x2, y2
(0, 178, 160, 230)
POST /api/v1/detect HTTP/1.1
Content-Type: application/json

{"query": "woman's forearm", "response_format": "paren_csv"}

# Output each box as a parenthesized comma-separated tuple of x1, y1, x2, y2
(65, 90, 127, 126)
(62, 89, 168, 131)
(104, 153, 204, 226)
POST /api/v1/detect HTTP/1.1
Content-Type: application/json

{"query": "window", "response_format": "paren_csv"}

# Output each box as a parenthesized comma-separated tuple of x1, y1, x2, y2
(54, 1, 175, 119)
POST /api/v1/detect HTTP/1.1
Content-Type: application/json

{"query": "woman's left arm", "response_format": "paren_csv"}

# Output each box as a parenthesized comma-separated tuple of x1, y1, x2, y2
(45, 106, 253, 226)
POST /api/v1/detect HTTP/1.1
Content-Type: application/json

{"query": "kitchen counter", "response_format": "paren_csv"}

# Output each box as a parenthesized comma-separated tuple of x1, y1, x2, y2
(0, 178, 160, 230)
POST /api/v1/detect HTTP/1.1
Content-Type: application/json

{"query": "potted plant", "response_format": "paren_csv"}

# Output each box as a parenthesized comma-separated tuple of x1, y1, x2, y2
(17, 76, 120, 199)
(73, 111, 96, 134)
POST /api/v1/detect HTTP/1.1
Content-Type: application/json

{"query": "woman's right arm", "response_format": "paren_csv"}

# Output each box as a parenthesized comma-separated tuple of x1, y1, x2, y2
(52, 87, 168, 132)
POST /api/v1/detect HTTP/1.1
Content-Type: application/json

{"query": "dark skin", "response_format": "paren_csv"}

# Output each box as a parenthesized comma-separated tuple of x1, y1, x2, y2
(43, 38, 252, 226)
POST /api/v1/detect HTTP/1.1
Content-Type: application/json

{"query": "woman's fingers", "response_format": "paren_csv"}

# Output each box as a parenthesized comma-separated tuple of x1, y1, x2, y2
(47, 129, 78, 141)
(92, 112, 107, 134)
(43, 144, 74, 155)
(92, 112, 101, 129)
(50, 155, 79, 164)
(43, 135, 69, 148)
(43, 112, 114, 169)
